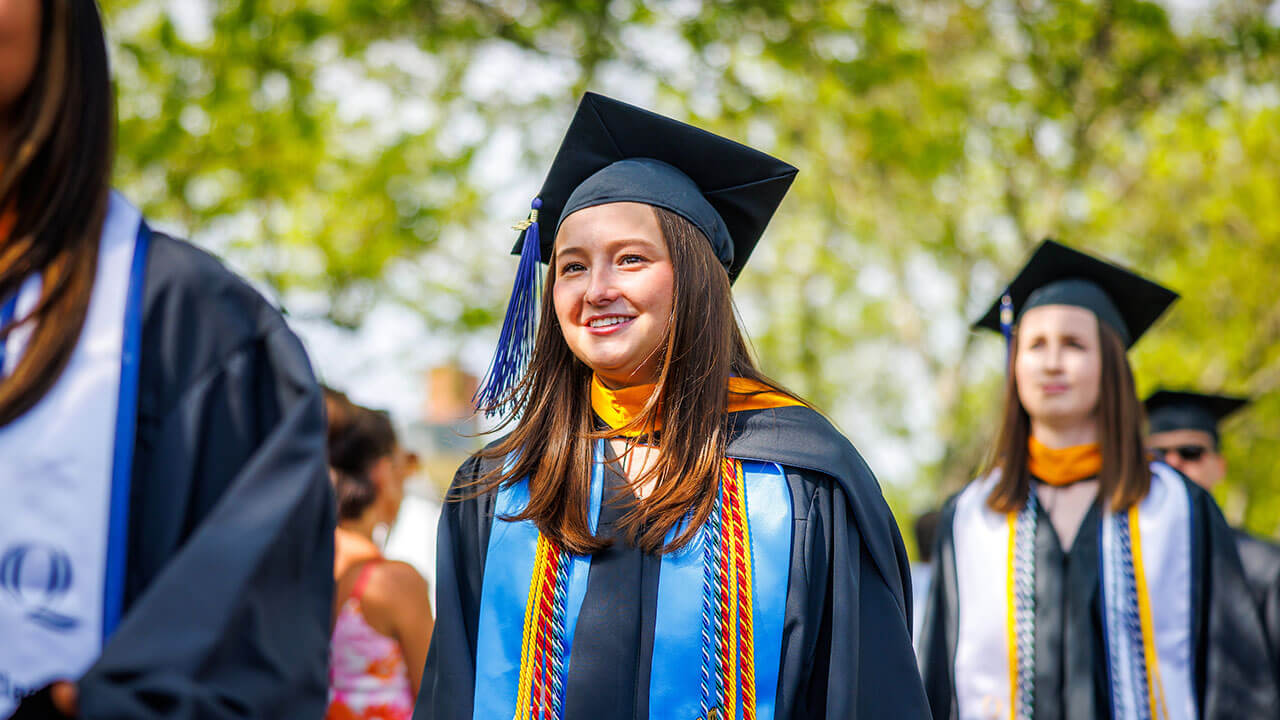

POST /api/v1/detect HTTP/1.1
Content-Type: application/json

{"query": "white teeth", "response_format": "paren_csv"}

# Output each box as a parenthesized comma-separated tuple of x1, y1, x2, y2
(589, 316, 631, 328)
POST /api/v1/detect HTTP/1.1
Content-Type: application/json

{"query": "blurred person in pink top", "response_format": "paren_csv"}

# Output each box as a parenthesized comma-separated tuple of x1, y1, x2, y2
(324, 389, 433, 720)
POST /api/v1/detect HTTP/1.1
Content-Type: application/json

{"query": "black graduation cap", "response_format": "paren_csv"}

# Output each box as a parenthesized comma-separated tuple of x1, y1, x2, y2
(476, 92, 797, 415)
(973, 239, 1179, 349)
(1144, 390, 1250, 445)
(515, 91, 798, 281)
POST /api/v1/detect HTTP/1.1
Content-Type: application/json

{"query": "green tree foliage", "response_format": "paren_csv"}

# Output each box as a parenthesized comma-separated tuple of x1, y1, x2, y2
(101, 0, 1280, 543)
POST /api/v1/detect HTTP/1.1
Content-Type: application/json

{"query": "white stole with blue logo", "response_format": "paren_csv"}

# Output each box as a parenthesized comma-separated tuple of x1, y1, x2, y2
(0, 192, 147, 714)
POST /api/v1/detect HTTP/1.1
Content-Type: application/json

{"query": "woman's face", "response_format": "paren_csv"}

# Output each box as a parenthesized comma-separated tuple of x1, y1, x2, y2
(1014, 305, 1103, 429)
(552, 202, 675, 388)
(0, 0, 41, 118)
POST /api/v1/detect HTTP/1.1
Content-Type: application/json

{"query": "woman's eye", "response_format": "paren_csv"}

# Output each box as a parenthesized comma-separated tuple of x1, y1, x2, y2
(559, 262, 586, 275)
(620, 254, 646, 265)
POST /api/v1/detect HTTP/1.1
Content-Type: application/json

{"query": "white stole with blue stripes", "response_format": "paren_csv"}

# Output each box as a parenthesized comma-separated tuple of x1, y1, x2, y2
(951, 464, 1197, 720)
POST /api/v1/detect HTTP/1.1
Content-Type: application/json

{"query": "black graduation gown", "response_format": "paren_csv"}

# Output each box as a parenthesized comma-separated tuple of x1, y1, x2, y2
(918, 475, 1279, 720)
(1233, 529, 1280, 689)
(10, 234, 335, 719)
(414, 405, 930, 719)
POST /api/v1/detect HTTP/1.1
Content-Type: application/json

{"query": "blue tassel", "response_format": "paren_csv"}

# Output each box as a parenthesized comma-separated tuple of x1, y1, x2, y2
(474, 198, 543, 417)
(1000, 292, 1015, 368)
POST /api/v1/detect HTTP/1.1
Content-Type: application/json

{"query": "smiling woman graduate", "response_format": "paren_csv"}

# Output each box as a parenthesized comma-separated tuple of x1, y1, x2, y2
(414, 93, 929, 720)
(917, 241, 1279, 720)
(1, 2, 333, 718)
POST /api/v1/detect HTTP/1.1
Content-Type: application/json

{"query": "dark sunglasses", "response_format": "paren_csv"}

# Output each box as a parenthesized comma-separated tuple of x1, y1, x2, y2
(1149, 445, 1210, 462)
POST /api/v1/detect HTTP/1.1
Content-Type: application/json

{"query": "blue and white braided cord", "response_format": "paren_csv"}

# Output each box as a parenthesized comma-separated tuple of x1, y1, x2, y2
(1116, 514, 1152, 720)
(710, 482, 727, 712)
(548, 549, 570, 719)
(1105, 532, 1130, 720)
(699, 495, 720, 716)
(1013, 494, 1039, 720)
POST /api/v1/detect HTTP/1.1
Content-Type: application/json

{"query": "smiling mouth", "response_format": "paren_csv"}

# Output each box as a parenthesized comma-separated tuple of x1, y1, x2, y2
(588, 316, 634, 328)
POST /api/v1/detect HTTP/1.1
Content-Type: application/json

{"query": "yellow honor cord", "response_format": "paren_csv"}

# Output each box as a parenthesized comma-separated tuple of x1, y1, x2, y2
(515, 536, 551, 720)
(1006, 511, 1020, 718)
(725, 479, 740, 718)
(1129, 505, 1169, 720)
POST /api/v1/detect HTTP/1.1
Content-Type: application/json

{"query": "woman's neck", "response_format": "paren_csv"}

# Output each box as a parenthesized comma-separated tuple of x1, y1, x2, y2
(1029, 417, 1098, 448)
(334, 524, 382, 581)
(338, 513, 380, 544)
(593, 373, 656, 391)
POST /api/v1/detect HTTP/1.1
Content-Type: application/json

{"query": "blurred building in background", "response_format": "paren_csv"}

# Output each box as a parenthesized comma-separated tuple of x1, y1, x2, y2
(402, 364, 483, 493)
(385, 363, 485, 612)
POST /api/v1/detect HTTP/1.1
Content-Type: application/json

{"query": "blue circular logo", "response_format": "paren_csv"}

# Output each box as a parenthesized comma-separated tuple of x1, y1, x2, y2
(0, 543, 79, 632)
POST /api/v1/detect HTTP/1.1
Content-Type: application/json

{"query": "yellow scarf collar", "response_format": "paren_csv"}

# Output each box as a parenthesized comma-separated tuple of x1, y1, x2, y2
(590, 374, 803, 436)
(1027, 436, 1102, 487)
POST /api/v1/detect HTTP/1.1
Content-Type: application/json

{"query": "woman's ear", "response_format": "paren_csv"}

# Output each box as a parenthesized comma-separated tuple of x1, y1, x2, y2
(367, 456, 393, 494)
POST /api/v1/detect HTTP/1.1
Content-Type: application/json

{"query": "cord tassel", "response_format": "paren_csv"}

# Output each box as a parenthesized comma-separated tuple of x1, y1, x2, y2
(475, 198, 544, 416)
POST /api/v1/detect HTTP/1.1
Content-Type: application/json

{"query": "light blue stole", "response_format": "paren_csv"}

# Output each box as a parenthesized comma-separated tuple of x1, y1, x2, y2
(472, 440, 793, 720)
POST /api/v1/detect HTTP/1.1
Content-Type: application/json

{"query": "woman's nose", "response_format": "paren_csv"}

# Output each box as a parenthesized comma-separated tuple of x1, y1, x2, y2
(585, 267, 619, 305)
(1043, 343, 1064, 370)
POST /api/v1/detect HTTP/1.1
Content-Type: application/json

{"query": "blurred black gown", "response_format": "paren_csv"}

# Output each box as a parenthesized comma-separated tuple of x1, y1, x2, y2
(1233, 528, 1280, 691)
(415, 405, 930, 719)
(10, 234, 334, 720)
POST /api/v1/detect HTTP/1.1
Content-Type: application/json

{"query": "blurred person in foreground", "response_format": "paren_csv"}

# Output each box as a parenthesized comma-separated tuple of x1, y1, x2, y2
(0, 1, 333, 718)
(325, 391, 433, 720)
(417, 93, 927, 720)
(918, 241, 1277, 719)
(1144, 389, 1280, 689)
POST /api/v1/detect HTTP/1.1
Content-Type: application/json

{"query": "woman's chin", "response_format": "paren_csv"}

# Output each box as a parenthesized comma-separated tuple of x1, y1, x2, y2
(1028, 405, 1095, 430)
(588, 361, 656, 387)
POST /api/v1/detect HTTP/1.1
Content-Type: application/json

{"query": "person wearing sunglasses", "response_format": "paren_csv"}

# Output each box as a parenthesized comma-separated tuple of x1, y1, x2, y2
(1145, 389, 1280, 691)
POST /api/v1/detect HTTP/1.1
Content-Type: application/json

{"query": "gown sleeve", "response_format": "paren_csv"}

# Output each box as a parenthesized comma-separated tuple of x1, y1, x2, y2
(796, 470, 931, 719)
(916, 499, 957, 720)
(1232, 529, 1280, 685)
(13, 235, 337, 719)
(413, 455, 495, 720)
(1191, 487, 1280, 718)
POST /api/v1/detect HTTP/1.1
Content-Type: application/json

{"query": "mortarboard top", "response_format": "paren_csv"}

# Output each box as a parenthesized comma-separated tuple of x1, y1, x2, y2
(1144, 389, 1250, 444)
(515, 92, 798, 282)
(973, 239, 1179, 349)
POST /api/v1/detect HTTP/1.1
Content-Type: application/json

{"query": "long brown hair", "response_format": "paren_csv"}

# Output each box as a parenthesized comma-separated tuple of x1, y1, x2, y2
(986, 321, 1149, 513)
(471, 205, 796, 555)
(0, 0, 114, 427)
